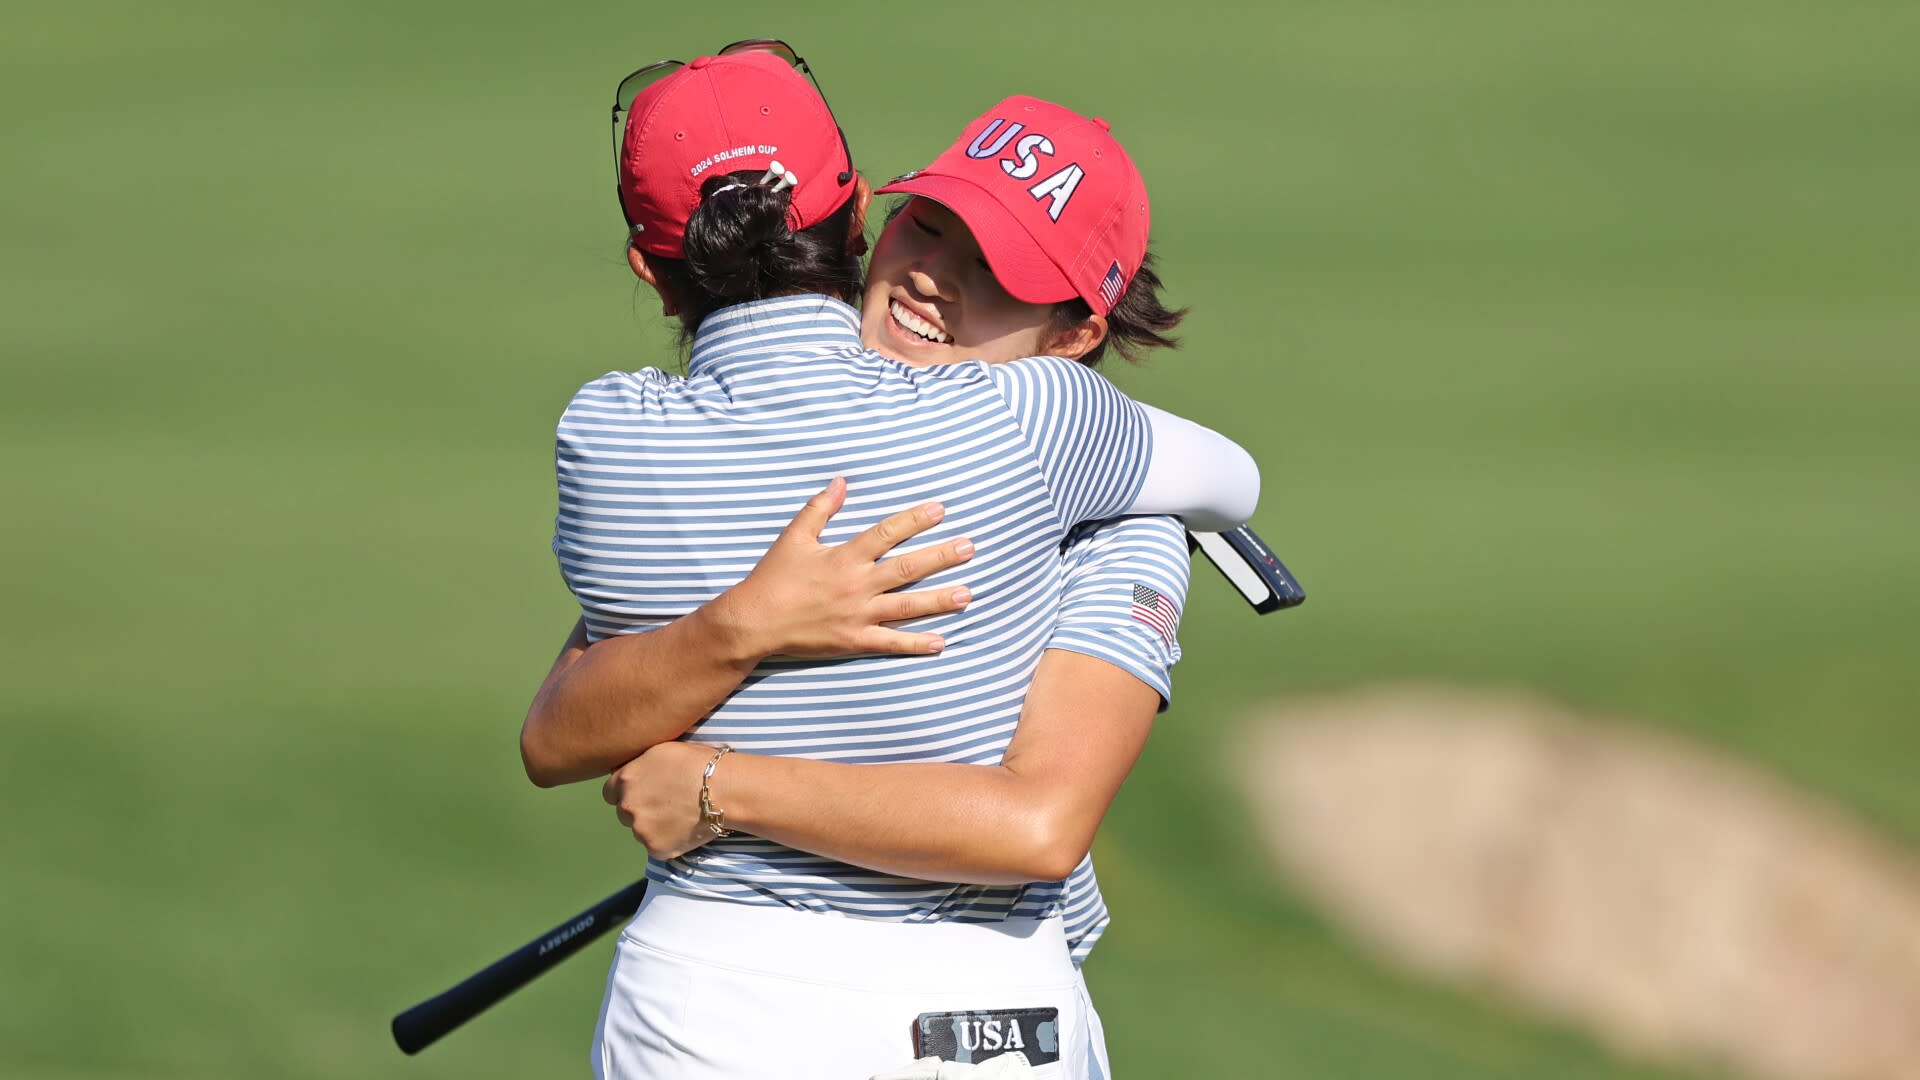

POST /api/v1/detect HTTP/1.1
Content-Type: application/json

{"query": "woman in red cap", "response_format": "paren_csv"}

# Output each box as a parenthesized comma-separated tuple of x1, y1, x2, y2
(527, 42, 1251, 1079)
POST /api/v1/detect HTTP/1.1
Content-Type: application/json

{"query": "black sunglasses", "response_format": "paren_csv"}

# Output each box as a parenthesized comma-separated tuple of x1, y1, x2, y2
(610, 38, 854, 237)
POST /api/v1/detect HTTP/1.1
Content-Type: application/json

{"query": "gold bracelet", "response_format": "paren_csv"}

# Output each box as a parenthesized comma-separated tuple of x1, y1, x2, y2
(699, 745, 736, 838)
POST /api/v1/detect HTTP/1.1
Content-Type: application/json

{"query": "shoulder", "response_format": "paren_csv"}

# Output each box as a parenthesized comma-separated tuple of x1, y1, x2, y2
(1062, 516, 1190, 578)
(575, 366, 682, 398)
(987, 353, 1109, 390)
(987, 357, 1140, 430)
(1051, 515, 1191, 704)
(560, 367, 689, 419)
(1064, 515, 1188, 554)
(883, 353, 994, 387)
(840, 351, 1010, 404)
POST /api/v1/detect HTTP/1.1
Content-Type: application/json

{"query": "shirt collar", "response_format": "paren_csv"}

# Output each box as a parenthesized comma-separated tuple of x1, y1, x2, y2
(687, 295, 865, 379)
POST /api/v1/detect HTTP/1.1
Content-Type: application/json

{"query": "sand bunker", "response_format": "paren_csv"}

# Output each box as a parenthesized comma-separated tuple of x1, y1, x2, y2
(1239, 687, 1920, 1080)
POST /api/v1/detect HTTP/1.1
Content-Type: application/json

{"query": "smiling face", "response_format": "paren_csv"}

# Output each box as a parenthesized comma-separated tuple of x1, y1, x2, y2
(860, 198, 1069, 367)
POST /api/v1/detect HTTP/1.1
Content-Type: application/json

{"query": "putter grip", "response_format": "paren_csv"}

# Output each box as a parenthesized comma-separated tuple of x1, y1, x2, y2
(392, 879, 649, 1054)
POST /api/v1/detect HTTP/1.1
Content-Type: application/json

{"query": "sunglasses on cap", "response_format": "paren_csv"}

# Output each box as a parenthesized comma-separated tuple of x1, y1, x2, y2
(609, 38, 854, 235)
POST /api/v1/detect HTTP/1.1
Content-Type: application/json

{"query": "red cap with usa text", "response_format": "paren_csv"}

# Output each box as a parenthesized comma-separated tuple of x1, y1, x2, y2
(619, 51, 854, 259)
(879, 96, 1151, 316)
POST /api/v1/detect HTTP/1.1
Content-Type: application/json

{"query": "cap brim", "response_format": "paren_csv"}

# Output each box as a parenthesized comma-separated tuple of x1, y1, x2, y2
(878, 173, 1077, 306)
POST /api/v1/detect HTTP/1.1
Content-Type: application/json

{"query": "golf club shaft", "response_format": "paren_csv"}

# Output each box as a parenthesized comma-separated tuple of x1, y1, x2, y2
(391, 879, 649, 1054)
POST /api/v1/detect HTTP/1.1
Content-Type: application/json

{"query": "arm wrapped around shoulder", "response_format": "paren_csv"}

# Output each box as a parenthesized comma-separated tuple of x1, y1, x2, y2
(1128, 402, 1260, 531)
(986, 355, 1259, 531)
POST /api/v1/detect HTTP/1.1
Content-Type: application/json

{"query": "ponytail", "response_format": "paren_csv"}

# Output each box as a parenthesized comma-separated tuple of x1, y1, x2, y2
(647, 170, 862, 345)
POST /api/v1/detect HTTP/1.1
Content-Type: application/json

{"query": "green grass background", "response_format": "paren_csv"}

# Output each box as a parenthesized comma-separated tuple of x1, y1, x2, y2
(4, 1, 1916, 1075)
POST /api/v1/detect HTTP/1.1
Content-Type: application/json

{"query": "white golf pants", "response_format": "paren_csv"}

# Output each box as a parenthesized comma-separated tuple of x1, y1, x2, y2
(592, 886, 1110, 1079)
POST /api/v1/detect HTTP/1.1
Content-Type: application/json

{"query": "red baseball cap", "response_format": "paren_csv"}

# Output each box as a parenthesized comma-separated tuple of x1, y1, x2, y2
(879, 96, 1151, 317)
(619, 51, 854, 259)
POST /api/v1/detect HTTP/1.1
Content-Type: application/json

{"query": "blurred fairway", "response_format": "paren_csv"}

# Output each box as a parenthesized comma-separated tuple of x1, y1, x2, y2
(4, 1, 1916, 1076)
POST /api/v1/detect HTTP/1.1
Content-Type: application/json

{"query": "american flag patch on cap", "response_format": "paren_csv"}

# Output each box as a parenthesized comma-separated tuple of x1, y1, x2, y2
(1098, 261, 1126, 309)
(1131, 583, 1176, 647)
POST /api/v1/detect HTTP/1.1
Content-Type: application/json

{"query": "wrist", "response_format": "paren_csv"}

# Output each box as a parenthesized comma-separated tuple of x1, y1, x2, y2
(706, 750, 762, 833)
(698, 745, 737, 838)
(697, 588, 774, 669)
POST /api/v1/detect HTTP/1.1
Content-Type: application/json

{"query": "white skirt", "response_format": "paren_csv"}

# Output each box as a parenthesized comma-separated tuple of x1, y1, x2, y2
(592, 886, 1110, 1079)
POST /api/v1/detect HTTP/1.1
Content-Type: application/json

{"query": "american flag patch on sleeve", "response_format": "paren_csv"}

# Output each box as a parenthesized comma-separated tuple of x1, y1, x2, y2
(1131, 583, 1177, 647)
(1098, 261, 1127, 309)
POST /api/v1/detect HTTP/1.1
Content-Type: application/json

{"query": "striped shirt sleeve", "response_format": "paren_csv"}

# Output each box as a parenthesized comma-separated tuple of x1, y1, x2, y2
(1059, 855, 1108, 967)
(552, 369, 675, 642)
(1046, 515, 1192, 709)
(987, 355, 1153, 529)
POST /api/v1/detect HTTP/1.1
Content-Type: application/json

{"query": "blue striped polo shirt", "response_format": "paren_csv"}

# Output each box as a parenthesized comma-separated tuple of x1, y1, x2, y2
(1045, 515, 1193, 965)
(554, 294, 1157, 921)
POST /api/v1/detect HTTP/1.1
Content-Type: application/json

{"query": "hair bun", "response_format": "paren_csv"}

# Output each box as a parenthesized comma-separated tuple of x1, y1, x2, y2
(643, 166, 863, 344)
(683, 174, 798, 300)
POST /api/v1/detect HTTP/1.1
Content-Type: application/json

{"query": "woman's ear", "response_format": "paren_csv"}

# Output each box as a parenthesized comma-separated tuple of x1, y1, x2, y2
(627, 241, 679, 317)
(847, 172, 874, 258)
(1045, 313, 1108, 362)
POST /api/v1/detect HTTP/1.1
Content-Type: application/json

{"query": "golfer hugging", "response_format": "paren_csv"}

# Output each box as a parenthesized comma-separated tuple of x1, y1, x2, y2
(517, 40, 1259, 1080)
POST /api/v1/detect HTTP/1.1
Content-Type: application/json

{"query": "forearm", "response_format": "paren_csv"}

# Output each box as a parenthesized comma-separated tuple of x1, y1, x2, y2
(520, 600, 761, 787)
(715, 652, 1156, 884)
(1131, 402, 1260, 531)
(722, 755, 1083, 885)
(526, 486, 969, 789)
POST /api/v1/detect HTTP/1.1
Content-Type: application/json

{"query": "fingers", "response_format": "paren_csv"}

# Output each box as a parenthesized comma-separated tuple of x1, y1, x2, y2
(601, 773, 620, 805)
(878, 537, 975, 587)
(780, 476, 847, 543)
(854, 628, 951, 656)
(844, 501, 946, 562)
(873, 585, 973, 625)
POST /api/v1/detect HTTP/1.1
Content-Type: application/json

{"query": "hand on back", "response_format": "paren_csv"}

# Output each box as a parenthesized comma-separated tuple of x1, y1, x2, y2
(714, 477, 975, 659)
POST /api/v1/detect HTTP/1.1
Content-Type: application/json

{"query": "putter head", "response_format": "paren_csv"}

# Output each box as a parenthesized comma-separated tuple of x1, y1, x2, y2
(1187, 525, 1306, 614)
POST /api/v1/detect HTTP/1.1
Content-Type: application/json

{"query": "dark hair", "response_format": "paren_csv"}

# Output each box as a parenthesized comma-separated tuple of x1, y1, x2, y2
(645, 170, 863, 344)
(1047, 250, 1186, 368)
